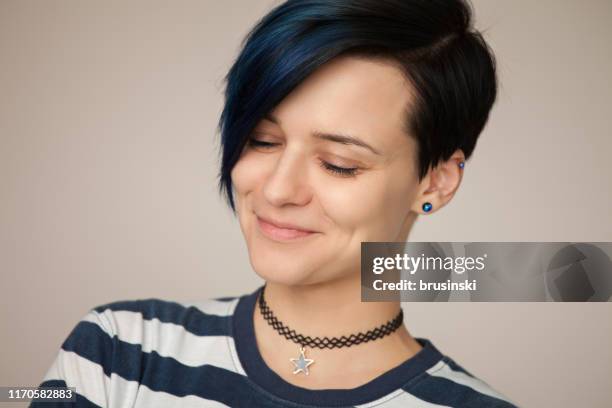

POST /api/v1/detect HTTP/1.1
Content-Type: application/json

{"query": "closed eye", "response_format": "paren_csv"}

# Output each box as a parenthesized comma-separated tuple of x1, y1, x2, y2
(246, 138, 359, 177)
(318, 161, 359, 177)
(247, 138, 277, 149)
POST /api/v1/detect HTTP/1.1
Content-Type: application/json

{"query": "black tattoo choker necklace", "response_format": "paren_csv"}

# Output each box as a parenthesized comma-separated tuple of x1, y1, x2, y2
(257, 284, 404, 376)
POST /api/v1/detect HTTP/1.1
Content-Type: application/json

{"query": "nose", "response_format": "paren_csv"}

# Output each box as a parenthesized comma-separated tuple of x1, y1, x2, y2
(262, 148, 312, 207)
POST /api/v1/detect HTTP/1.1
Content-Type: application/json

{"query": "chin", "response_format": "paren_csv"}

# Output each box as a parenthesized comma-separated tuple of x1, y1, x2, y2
(251, 260, 316, 286)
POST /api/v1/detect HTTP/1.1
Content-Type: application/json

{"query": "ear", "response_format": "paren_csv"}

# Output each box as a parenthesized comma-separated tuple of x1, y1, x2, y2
(411, 149, 465, 215)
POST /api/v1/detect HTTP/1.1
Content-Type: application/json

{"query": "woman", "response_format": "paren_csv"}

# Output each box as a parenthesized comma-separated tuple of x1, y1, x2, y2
(34, 0, 518, 407)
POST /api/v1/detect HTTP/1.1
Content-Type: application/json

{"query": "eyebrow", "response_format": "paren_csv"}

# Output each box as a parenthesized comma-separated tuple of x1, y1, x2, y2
(263, 113, 382, 156)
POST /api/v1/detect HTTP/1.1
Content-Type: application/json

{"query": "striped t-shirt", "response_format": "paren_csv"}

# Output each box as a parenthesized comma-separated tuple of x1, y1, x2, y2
(33, 285, 519, 407)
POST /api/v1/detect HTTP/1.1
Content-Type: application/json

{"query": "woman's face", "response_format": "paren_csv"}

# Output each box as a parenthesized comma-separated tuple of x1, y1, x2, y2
(231, 55, 422, 286)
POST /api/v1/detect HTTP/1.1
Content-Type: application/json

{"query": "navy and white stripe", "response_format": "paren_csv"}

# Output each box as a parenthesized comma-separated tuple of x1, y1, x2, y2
(32, 286, 518, 407)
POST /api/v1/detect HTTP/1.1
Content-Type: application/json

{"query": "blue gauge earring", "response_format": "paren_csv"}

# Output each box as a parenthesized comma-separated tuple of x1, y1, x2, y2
(422, 202, 432, 213)
(458, 161, 465, 169)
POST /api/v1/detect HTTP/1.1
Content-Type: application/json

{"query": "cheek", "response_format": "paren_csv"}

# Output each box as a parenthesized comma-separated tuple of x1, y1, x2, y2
(230, 152, 263, 200)
(319, 170, 417, 241)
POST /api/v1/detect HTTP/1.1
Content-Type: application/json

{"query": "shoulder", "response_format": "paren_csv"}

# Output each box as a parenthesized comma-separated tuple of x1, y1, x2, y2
(403, 355, 520, 408)
(36, 295, 244, 407)
(55, 295, 241, 360)
(89, 295, 242, 342)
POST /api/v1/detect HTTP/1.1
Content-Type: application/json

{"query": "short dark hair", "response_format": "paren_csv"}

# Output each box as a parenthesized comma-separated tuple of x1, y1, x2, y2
(217, 0, 497, 212)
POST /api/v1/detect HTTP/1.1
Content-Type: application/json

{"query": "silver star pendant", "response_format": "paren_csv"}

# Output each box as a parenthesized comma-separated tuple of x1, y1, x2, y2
(290, 346, 315, 375)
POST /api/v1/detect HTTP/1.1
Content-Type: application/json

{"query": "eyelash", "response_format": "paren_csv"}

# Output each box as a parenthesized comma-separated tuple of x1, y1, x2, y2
(246, 138, 359, 177)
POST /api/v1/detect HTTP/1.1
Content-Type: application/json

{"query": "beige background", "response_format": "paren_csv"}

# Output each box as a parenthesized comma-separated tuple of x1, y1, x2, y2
(1, 1, 611, 407)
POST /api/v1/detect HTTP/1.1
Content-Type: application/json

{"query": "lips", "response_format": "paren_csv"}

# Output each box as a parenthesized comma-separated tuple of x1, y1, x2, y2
(256, 215, 317, 241)
(256, 215, 316, 233)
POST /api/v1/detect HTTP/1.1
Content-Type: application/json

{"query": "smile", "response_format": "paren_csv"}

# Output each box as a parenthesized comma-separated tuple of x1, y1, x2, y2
(256, 216, 318, 242)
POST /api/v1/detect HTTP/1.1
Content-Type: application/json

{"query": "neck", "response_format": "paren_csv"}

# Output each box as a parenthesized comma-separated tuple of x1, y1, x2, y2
(253, 274, 423, 389)
(262, 274, 401, 335)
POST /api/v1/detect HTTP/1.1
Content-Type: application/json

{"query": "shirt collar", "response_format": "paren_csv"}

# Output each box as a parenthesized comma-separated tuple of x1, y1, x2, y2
(232, 285, 445, 406)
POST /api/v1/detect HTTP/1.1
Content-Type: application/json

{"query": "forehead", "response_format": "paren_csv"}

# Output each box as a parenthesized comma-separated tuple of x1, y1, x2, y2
(267, 55, 415, 153)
